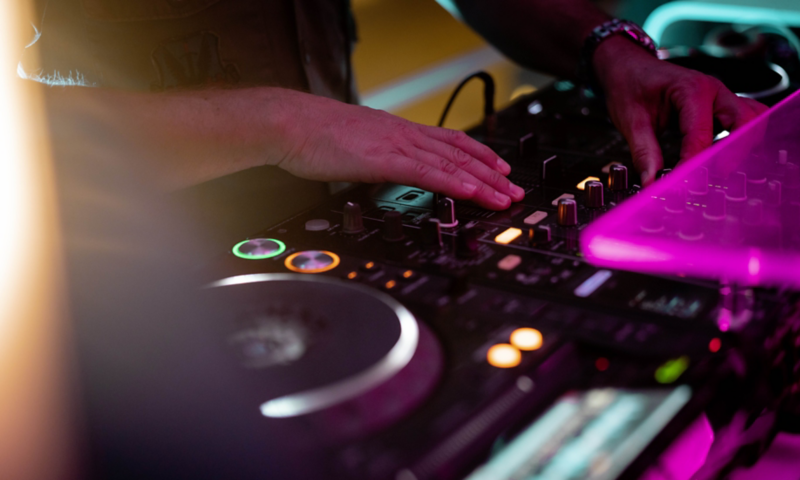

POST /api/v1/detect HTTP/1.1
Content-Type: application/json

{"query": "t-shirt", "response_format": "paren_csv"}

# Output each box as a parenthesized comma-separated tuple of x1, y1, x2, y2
(21, 0, 357, 103)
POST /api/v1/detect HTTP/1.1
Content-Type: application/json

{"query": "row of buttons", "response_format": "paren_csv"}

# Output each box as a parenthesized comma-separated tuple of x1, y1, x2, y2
(343, 261, 420, 291)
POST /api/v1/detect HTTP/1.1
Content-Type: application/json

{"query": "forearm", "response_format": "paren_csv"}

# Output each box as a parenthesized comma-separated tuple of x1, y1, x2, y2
(453, 0, 610, 77)
(44, 85, 302, 190)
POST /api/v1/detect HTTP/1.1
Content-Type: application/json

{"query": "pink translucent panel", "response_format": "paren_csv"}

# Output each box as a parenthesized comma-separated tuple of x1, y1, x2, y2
(581, 90, 800, 288)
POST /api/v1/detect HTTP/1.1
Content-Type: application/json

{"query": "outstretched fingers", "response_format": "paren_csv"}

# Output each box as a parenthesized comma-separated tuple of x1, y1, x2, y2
(383, 154, 512, 210)
(418, 124, 512, 175)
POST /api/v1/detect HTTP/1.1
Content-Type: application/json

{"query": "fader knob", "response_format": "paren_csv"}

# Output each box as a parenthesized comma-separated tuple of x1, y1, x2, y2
(608, 164, 628, 191)
(743, 199, 763, 226)
(382, 210, 405, 242)
(456, 227, 481, 258)
(557, 198, 578, 227)
(437, 197, 458, 228)
(528, 225, 552, 246)
(726, 172, 747, 201)
(704, 189, 727, 220)
(584, 180, 604, 208)
(422, 219, 444, 250)
(342, 202, 364, 234)
(767, 180, 782, 206)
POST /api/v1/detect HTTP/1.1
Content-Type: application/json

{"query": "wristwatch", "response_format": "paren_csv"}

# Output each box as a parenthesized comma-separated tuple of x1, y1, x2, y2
(578, 19, 658, 93)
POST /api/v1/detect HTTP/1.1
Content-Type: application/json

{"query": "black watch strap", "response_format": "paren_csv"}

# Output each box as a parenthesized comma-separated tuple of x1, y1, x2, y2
(578, 19, 658, 93)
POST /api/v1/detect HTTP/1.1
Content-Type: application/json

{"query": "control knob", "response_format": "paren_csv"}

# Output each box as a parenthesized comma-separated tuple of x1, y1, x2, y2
(456, 227, 481, 258)
(422, 219, 444, 250)
(382, 211, 405, 242)
(437, 197, 458, 228)
(342, 202, 364, 234)
(584, 180, 604, 208)
(608, 164, 628, 191)
(557, 198, 578, 227)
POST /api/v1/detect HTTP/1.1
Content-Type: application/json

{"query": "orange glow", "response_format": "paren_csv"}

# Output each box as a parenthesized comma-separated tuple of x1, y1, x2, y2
(364, 261, 376, 270)
(595, 357, 610, 371)
(509, 328, 543, 351)
(346, 271, 358, 280)
(402, 270, 414, 279)
(487, 344, 522, 368)
(0, 2, 74, 477)
(709, 338, 721, 353)
(284, 251, 340, 273)
(495, 227, 523, 244)
(576, 176, 601, 190)
(384, 280, 397, 290)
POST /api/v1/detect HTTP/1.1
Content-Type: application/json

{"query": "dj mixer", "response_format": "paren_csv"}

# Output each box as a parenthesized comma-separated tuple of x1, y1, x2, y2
(205, 76, 800, 479)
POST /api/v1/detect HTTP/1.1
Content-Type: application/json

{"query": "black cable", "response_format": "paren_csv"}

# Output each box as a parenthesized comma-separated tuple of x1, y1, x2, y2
(437, 71, 496, 128)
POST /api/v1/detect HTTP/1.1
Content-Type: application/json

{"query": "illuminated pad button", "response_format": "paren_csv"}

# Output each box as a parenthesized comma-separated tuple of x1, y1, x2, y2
(487, 344, 521, 368)
(498, 254, 522, 271)
(495, 227, 523, 245)
(576, 176, 600, 190)
(232, 238, 286, 260)
(510, 328, 542, 351)
(284, 250, 340, 274)
(523, 211, 548, 225)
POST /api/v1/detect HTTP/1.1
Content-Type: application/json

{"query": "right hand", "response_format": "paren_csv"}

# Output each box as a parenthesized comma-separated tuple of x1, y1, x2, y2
(274, 91, 525, 210)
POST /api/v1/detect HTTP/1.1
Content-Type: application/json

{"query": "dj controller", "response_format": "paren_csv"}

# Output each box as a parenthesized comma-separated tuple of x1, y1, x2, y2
(204, 75, 800, 479)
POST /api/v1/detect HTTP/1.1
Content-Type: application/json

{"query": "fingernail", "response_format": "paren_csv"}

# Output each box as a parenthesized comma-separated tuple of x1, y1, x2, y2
(497, 158, 511, 173)
(510, 184, 525, 199)
(462, 182, 477, 194)
(494, 191, 510, 206)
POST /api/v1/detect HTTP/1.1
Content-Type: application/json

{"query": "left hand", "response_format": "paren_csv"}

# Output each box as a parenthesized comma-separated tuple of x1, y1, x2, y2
(593, 36, 769, 186)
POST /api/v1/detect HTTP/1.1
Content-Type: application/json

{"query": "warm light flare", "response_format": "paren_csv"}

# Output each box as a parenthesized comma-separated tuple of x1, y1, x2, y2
(0, 3, 72, 479)
(576, 176, 600, 190)
(487, 343, 522, 368)
(510, 328, 543, 351)
(495, 227, 523, 245)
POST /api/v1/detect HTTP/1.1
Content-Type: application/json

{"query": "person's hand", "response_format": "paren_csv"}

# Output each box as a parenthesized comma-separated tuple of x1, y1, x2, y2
(273, 90, 524, 210)
(593, 36, 769, 186)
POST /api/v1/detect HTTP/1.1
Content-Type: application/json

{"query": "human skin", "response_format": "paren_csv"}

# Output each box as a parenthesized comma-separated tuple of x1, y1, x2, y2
(44, 0, 767, 209)
(455, 0, 768, 185)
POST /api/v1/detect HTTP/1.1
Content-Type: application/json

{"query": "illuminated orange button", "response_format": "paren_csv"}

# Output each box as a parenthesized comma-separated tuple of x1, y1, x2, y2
(510, 328, 543, 351)
(495, 227, 523, 245)
(398, 269, 418, 282)
(487, 344, 522, 368)
(383, 280, 397, 291)
(346, 271, 359, 280)
(576, 176, 601, 190)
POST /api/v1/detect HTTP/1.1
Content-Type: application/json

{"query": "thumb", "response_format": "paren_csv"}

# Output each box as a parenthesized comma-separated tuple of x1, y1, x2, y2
(619, 108, 663, 186)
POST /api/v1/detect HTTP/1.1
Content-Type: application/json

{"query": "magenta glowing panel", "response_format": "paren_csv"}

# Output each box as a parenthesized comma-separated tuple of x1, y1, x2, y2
(581, 89, 800, 288)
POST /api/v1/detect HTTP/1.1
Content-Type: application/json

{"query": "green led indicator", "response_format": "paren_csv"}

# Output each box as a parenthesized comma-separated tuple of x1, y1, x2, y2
(232, 238, 286, 260)
(554, 80, 574, 92)
(655, 356, 689, 384)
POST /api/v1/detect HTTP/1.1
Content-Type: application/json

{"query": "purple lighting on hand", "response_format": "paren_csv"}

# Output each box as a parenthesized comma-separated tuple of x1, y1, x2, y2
(582, 89, 800, 288)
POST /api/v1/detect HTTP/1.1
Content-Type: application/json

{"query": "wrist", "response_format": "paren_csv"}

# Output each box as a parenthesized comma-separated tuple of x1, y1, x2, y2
(579, 19, 658, 93)
(249, 87, 309, 169)
(592, 35, 659, 91)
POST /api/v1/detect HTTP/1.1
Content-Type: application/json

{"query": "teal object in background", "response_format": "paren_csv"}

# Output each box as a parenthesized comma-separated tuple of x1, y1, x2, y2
(643, 0, 800, 51)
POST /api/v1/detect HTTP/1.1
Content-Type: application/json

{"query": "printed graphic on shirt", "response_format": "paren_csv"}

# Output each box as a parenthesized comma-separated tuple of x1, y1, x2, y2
(151, 31, 239, 91)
